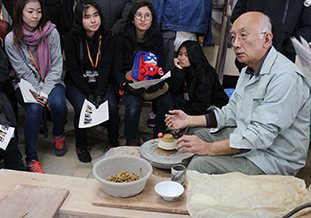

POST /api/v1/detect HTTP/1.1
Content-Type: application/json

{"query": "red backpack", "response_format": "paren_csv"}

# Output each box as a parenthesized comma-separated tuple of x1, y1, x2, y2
(127, 51, 164, 81)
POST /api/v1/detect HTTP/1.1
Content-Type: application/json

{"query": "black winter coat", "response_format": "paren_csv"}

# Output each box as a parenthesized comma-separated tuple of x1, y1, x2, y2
(0, 47, 15, 126)
(64, 32, 114, 96)
(168, 66, 229, 115)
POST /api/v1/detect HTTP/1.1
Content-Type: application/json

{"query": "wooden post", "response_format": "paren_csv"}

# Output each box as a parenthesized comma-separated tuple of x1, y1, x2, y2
(215, 0, 234, 85)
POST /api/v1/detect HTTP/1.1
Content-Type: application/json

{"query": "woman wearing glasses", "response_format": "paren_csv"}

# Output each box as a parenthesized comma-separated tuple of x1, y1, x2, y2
(5, 0, 67, 173)
(114, 1, 173, 146)
(64, 0, 120, 162)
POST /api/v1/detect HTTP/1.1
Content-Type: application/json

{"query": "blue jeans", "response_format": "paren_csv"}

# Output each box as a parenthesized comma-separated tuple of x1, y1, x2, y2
(116, 86, 174, 142)
(15, 84, 68, 162)
(66, 83, 119, 147)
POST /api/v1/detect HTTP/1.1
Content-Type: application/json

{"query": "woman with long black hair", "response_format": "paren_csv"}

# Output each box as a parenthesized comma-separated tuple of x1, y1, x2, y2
(64, 0, 120, 162)
(113, 1, 173, 146)
(5, 0, 67, 173)
(169, 40, 229, 115)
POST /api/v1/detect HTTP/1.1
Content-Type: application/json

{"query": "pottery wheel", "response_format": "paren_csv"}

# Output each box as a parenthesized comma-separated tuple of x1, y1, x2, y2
(140, 138, 194, 169)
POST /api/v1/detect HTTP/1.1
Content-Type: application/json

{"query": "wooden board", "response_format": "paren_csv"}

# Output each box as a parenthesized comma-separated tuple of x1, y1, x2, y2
(0, 184, 69, 218)
(92, 177, 188, 214)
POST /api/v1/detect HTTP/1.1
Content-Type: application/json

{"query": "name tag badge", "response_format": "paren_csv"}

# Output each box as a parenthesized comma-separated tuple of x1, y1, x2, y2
(183, 92, 189, 101)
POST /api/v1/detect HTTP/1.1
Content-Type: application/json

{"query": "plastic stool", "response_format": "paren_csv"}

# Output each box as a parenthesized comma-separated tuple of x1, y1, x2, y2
(224, 88, 235, 98)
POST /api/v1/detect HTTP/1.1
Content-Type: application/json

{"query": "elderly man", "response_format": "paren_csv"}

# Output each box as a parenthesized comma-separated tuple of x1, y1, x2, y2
(165, 11, 311, 176)
(231, 0, 311, 63)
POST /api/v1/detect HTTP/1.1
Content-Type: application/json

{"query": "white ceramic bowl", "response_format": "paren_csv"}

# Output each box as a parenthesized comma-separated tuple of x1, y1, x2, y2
(154, 181, 184, 202)
(158, 140, 177, 150)
(92, 155, 153, 197)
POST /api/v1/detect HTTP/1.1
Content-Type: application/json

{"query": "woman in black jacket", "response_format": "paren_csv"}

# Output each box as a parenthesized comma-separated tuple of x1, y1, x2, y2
(113, 1, 174, 146)
(64, 0, 119, 162)
(169, 40, 229, 115)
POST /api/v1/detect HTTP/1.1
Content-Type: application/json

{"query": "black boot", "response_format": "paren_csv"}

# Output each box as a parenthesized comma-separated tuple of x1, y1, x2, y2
(107, 139, 120, 150)
(75, 144, 91, 163)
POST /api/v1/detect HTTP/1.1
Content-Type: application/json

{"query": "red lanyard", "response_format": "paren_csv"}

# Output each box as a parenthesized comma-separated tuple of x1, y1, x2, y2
(85, 35, 102, 68)
(27, 45, 41, 75)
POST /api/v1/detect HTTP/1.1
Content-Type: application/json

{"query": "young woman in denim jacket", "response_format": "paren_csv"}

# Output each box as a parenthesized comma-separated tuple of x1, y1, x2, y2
(5, 0, 67, 173)
(113, 1, 174, 146)
(152, 0, 214, 71)
(64, 0, 120, 162)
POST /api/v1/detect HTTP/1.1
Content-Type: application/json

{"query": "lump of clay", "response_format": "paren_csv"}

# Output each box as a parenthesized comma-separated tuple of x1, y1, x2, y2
(161, 134, 175, 143)
(158, 134, 176, 150)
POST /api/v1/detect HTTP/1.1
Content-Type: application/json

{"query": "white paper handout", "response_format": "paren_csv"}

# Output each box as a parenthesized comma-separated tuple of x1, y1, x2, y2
(78, 99, 109, 128)
(128, 71, 171, 89)
(0, 125, 15, 150)
(18, 79, 45, 106)
(291, 37, 311, 84)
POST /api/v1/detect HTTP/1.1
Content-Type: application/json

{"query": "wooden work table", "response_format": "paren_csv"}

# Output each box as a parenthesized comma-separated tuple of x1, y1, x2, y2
(1, 169, 311, 218)
(0, 169, 190, 218)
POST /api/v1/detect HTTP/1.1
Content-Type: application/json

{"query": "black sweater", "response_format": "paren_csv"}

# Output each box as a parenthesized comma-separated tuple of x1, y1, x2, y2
(0, 46, 16, 126)
(168, 66, 229, 115)
(64, 32, 114, 96)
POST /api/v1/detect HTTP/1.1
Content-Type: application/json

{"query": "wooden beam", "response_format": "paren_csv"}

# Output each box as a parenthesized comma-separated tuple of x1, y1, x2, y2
(215, 0, 234, 84)
(212, 18, 222, 33)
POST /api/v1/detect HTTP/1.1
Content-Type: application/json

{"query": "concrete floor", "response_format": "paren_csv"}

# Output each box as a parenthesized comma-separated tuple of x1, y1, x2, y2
(1, 98, 311, 186)
(0, 101, 156, 178)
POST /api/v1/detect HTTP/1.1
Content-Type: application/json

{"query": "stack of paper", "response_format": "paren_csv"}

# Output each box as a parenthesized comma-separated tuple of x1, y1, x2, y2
(128, 71, 171, 89)
(18, 79, 45, 106)
(0, 125, 14, 150)
(78, 100, 109, 128)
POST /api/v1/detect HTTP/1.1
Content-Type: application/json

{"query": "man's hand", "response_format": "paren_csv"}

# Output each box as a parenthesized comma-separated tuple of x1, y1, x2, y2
(176, 135, 213, 155)
(176, 137, 239, 156)
(165, 110, 189, 130)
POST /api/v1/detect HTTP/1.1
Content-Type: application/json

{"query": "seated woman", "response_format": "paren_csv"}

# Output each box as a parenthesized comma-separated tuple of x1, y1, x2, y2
(64, 0, 120, 162)
(114, 1, 174, 146)
(168, 40, 229, 115)
(5, 0, 67, 173)
(0, 45, 25, 171)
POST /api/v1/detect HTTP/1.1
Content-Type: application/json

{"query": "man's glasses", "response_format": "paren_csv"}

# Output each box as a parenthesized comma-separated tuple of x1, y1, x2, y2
(230, 32, 267, 44)
(134, 12, 152, 21)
